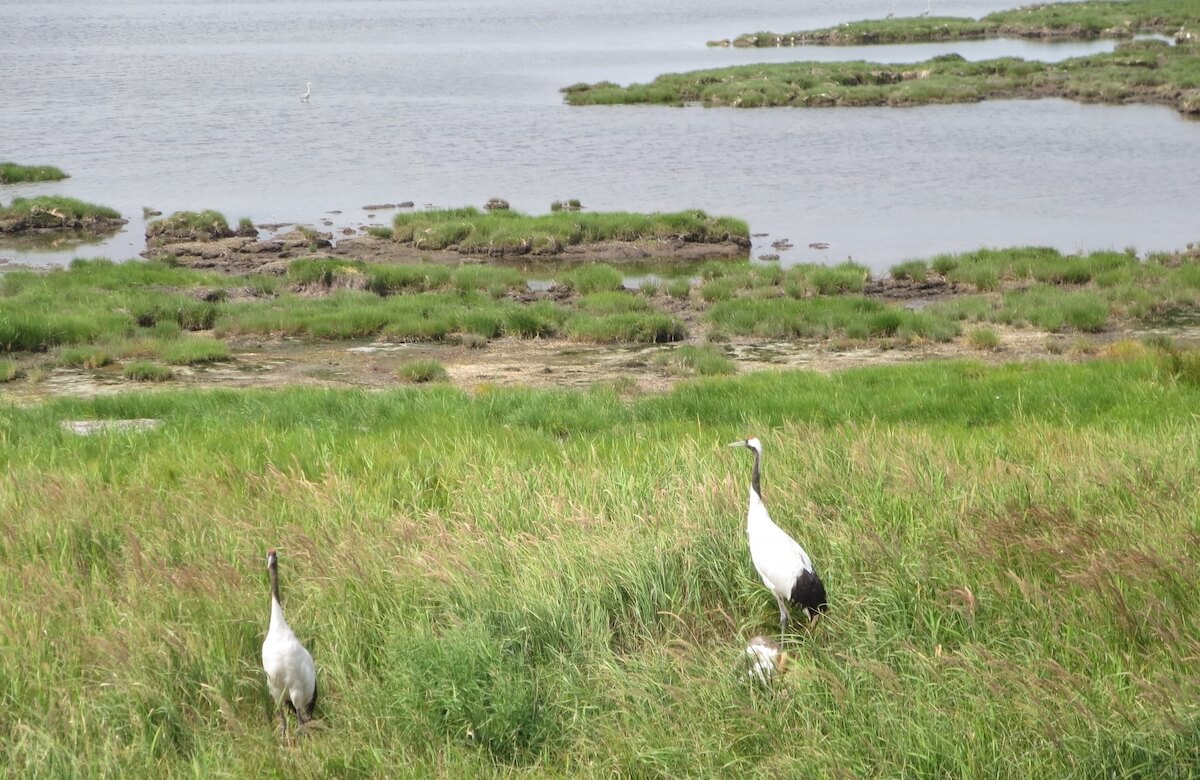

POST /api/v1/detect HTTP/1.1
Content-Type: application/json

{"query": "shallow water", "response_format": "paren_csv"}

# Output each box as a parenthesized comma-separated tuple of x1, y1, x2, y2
(2, 0, 1196, 272)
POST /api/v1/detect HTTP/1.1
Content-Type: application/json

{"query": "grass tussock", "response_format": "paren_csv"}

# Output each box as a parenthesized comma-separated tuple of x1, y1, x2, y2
(0, 162, 69, 184)
(121, 361, 174, 381)
(396, 359, 449, 383)
(0, 360, 1197, 776)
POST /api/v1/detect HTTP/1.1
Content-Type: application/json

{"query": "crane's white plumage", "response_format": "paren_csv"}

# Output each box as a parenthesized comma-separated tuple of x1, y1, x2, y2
(300, 82, 311, 102)
(262, 549, 317, 740)
(729, 437, 827, 635)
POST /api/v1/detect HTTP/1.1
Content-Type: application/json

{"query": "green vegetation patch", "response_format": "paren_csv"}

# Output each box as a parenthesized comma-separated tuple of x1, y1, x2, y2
(396, 359, 450, 383)
(564, 39, 1200, 117)
(159, 337, 231, 365)
(0, 162, 69, 184)
(0, 359, 1198, 776)
(0, 196, 122, 232)
(654, 344, 737, 375)
(726, 0, 1200, 46)
(121, 361, 174, 381)
(0, 359, 22, 382)
(392, 207, 749, 254)
(145, 210, 237, 244)
(707, 296, 959, 341)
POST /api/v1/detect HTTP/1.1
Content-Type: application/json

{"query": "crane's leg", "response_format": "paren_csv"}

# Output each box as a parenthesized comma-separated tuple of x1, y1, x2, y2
(278, 707, 289, 745)
(806, 609, 821, 630)
(775, 595, 791, 636)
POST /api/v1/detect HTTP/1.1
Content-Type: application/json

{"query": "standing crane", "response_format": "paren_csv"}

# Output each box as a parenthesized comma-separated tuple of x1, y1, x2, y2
(728, 437, 828, 635)
(262, 549, 317, 742)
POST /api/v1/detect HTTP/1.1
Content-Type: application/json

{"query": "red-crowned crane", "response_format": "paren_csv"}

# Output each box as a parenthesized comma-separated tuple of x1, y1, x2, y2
(728, 437, 828, 636)
(262, 549, 317, 741)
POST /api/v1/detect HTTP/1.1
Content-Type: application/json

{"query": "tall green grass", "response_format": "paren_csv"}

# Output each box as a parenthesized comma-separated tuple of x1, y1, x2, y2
(0, 162, 69, 183)
(392, 207, 749, 252)
(0, 195, 121, 221)
(0, 359, 1197, 776)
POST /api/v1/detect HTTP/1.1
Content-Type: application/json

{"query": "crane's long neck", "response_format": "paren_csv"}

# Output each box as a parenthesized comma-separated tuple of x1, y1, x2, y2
(751, 447, 762, 500)
(269, 565, 287, 632)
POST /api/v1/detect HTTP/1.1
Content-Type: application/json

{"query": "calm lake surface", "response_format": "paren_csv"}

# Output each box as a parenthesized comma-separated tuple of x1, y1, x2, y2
(2, 0, 1196, 271)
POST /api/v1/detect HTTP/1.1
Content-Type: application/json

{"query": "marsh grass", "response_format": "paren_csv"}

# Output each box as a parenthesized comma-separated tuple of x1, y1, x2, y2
(392, 207, 749, 252)
(890, 260, 928, 282)
(0, 162, 69, 184)
(159, 337, 232, 365)
(966, 327, 1000, 351)
(654, 344, 736, 376)
(57, 345, 113, 369)
(149, 209, 231, 234)
(558, 263, 625, 294)
(0, 359, 22, 381)
(732, 0, 1200, 46)
(0, 360, 1198, 777)
(396, 359, 449, 383)
(121, 361, 174, 381)
(0, 195, 120, 221)
(565, 38, 1200, 117)
(566, 312, 686, 343)
(707, 296, 958, 341)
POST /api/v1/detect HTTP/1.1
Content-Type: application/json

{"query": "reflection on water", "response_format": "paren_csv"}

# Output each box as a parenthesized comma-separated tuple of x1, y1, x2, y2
(2, 0, 1197, 272)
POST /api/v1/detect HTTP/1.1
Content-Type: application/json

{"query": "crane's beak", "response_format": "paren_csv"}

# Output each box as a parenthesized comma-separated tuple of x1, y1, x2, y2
(727, 440, 746, 448)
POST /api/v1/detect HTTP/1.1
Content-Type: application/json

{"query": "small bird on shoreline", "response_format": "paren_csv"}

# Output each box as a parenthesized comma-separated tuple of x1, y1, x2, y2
(262, 549, 317, 743)
(728, 437, 828, 636)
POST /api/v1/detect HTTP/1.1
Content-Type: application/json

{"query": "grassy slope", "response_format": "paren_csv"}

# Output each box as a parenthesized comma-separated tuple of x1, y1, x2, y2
(1, 359, 1198, 777)
(564, 39, 1200, 116)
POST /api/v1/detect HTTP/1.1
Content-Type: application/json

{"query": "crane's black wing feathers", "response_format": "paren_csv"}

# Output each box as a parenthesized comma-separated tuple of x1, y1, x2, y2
(790, 569, 828, 616)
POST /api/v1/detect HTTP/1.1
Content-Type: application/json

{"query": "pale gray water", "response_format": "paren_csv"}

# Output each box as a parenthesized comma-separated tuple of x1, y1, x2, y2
(1, 0, 1196, 271)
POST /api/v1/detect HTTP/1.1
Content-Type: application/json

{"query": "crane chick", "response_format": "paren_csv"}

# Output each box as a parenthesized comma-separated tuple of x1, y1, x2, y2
(746, 635, 789, 685)
(262, 549, 317, 742)
(728, 437, 828, 635)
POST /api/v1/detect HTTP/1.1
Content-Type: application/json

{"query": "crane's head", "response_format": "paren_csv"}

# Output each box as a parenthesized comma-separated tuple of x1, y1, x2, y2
(727, 436, 761, 453)
(266, 549, 278, 569)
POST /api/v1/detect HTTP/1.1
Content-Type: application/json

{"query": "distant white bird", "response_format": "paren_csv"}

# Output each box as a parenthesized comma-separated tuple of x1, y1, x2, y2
(746, 635, 789, 684)
(919, 0, 931, 17)
(262, 549, 317, 741)
(301, 82, 311, 102)
(729, 437, 828, 635)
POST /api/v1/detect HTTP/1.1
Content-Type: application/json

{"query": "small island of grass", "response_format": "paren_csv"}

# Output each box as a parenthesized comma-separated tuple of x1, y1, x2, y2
(145, 209, 257, 246)
(0, 195, 126, 235)
(715, 0, 1200, 47)
(0, 162, 70, 184)
(564, 39, 1200, 117)
(385, 206, 751, 256)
